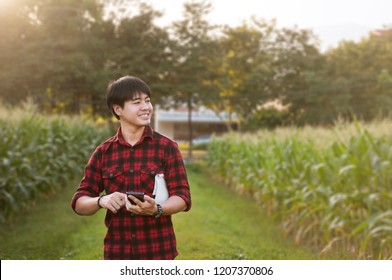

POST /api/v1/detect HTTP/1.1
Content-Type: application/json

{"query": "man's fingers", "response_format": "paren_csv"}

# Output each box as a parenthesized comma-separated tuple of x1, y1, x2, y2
(127, 195, 144, 206)
(143, 195, 154, 203)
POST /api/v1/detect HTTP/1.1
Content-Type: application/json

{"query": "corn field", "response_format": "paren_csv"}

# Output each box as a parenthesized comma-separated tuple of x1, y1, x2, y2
(207, 122, 392, 259)
(0, 104, 110, 223)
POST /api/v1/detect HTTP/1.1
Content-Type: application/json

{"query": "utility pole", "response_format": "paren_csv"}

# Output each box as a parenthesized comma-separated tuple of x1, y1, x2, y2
(187, 92, 193, 162)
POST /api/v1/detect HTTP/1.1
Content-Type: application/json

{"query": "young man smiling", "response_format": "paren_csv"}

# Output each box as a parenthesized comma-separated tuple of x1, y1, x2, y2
(71, 75, 191, 260)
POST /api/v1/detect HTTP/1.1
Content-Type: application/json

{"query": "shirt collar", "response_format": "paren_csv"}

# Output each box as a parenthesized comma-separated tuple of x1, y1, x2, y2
(109, 126, 154, 146)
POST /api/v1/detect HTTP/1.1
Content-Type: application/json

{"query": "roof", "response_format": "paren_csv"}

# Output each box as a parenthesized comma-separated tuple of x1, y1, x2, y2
(155, 106, 235, 123)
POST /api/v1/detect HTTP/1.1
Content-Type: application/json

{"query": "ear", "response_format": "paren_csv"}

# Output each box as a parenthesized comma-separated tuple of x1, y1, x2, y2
(112, 104, 122, 117)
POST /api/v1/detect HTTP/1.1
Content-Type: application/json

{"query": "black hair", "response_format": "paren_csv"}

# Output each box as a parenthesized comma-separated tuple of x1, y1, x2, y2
(106, 75, 151, 120)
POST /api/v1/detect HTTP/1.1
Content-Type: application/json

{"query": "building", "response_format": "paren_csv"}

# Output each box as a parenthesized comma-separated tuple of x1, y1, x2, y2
(153, 105, 236, 141)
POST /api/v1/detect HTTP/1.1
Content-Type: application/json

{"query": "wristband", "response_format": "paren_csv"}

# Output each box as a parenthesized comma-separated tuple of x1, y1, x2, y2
(97, 195, 105, 208)
(152, 204, 163, 219)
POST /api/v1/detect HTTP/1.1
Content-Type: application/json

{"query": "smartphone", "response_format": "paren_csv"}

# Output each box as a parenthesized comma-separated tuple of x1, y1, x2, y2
(126, 191, 145, 205)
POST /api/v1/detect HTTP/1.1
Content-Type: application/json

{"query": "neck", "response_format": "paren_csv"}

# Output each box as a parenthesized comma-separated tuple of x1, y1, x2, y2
(121, 124, 146, 146)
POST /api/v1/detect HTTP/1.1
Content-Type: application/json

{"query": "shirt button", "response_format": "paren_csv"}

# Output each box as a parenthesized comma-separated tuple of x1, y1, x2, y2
(130, 213, 135, 217)
(130, 148, 135, 152)
(150, 171, 155, 175)
(129, 169, 134, 173)
(131, 234, 136, 238)
(109, 173, 113, 178)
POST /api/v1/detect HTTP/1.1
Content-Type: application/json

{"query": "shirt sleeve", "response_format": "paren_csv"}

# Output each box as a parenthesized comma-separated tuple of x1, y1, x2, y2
(70, 146, 104, 211)
(164, 141, 192, 211)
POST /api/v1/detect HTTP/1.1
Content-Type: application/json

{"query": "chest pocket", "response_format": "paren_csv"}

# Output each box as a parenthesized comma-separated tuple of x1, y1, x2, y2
(140, 165, 164, 194)
(102, 166, 124, 193)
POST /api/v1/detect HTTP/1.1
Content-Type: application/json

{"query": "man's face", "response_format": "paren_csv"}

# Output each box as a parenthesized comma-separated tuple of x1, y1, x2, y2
(114, 92, 153, 128)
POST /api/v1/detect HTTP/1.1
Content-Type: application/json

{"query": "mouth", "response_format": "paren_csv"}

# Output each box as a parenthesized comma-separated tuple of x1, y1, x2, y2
(138, 113, 150, 120)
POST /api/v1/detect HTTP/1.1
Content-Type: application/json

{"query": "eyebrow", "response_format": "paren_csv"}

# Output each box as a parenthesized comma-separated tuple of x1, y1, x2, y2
(131, 95, 150, 101)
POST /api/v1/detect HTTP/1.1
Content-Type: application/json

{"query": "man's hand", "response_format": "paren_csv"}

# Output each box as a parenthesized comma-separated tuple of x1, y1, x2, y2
(99, 192, 127, 213)
(125, 194, 157, 216)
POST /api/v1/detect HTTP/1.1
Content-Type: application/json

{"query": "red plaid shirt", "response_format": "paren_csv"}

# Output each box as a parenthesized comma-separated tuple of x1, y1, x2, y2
(71, 126, 191, 260)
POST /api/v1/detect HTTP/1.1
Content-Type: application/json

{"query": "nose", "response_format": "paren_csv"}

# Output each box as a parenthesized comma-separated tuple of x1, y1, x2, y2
(141, 100, 151, 110)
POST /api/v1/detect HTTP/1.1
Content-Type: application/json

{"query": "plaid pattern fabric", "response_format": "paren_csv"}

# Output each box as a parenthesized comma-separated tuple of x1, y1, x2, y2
(71, 126, 191, 259)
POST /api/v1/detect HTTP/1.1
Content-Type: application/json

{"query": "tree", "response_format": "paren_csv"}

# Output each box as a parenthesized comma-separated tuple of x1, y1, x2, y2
(271, 26, 324, 125)
(0, 0, 41, 103)
(324, 27, 392, 121)
(109, 1, 172, 104)
(169, 0, 218, 160)
(205, 19, 322, 128)
(0, 0, 115, 115)
(204, 19, 277, 130)
(30, 0, 114, 114)
(376, 68, 392, 117)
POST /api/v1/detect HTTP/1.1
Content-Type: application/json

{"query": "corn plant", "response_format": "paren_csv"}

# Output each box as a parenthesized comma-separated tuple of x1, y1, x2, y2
(207, 124, 392, 259)
(0, 111, 110, 223)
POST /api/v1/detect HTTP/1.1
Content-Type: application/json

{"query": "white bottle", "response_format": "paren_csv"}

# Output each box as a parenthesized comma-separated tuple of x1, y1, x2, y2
(152, 174, 169, 203)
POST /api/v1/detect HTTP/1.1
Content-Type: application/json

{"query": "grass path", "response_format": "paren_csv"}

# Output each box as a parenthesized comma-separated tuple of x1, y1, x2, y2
(175, 165, 316, 259)
(0, 165, 318, 260)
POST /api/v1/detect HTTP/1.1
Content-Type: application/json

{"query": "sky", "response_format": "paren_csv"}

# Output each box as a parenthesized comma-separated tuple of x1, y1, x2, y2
(144, 0, 392, 51)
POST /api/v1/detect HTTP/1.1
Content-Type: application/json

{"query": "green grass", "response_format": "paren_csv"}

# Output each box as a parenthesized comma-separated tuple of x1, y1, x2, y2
(175, 164, 317, 260)
(0, 165, 334, 260)
(0, 181, 106, 260)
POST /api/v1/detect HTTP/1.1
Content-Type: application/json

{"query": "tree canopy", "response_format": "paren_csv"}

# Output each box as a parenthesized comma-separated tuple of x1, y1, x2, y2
(0, 0, 391, 127)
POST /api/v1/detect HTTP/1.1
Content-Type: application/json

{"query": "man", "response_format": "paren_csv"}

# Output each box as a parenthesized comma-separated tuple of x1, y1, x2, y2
(71, 75, 191, 260)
